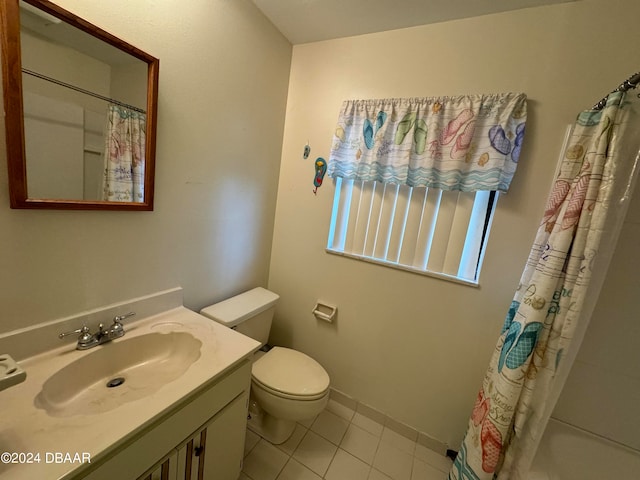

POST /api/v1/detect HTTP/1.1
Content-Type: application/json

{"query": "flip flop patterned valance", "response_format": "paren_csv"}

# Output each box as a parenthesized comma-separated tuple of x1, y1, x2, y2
(327, 93, 527, 192)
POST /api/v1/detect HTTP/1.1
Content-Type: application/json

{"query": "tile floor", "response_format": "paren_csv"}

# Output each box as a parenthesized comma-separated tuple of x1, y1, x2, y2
(240, 399, 452, 480)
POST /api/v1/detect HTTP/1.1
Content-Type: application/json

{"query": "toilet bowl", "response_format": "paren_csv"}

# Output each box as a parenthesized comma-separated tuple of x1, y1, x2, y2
(249, 346, 329, 443)
(199, 288, 330, 444)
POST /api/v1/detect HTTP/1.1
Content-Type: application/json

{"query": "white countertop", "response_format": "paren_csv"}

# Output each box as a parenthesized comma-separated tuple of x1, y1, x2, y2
(0, 307, 260, 480)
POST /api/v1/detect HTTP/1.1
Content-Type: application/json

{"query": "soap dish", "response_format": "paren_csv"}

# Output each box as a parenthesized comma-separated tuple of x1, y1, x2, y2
(0, 354, 26, 392)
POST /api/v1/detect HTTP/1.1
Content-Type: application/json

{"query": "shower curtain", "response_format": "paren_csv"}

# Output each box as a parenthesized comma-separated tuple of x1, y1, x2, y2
(102, 104, 146, 202)
(449, 90, 640, 480)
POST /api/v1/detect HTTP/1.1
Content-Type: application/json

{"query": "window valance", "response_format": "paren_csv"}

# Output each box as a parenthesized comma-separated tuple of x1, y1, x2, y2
(327, 93, 527, 193)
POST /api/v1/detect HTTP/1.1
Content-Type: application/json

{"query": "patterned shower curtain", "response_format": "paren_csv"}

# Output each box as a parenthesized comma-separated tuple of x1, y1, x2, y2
(102, 104, 146, 202)
(449, 90, 637, 480)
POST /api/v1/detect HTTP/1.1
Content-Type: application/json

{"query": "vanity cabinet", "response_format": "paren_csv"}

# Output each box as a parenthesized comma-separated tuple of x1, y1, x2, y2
(136, 391, 247, 480)
(177, 428, 206, 480)
(138, 452, 178, 480)
(84, 359, 251, 480)
(176, 392, 248, 480)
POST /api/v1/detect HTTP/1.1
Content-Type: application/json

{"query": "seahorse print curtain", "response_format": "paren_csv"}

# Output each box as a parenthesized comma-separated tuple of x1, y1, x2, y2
(103, 104, 146, 202)
(327, 93, 527, 192)
(449, 90, 637, 480)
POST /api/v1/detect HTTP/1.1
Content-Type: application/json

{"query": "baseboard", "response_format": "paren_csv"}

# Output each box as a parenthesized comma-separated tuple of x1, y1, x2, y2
(328, 387, 449, 456)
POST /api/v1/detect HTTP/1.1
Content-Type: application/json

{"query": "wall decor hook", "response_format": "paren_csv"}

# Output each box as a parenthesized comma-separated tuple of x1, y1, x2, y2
(313, 157, 327, 195)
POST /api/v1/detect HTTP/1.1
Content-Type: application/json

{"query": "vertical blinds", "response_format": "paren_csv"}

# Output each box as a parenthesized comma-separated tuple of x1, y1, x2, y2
(327, 178, 497, 283)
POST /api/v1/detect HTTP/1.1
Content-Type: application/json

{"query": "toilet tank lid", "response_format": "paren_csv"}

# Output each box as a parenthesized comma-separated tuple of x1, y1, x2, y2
(199, 287, 279, 327)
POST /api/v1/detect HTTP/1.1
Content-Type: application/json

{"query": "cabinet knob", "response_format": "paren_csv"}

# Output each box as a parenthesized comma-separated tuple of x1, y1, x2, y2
(194, 446, 204, 457)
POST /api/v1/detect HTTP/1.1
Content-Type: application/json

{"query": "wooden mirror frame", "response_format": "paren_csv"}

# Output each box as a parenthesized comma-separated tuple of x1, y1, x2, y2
(0, 0, 159, 210)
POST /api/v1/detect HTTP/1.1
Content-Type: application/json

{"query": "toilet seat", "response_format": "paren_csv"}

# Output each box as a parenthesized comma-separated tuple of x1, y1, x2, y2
(252, 347, 330, 400)
(252, 377, 328, 401)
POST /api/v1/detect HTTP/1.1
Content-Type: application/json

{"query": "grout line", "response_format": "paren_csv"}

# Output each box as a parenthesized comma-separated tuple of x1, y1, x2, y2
(323, 445, 340, 478)
(365, 464, 373, 480)
(369, 425, 384, 475)
(408, 449, 416, 480)
(274, 452, 287, 480)
(243, 438, 259, 459)
(277, 457, 293, 480)
(242, 469, 256, 480)
(292, 425, 310, 457)
(247, 405, 451, 480)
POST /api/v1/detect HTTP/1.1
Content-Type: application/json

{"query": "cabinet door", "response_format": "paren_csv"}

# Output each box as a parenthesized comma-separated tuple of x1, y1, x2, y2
(137, 451, 178, 480)
(200, 391, 248, 480)
(177, 391, 249, 480)
(177, 425, 206, 480)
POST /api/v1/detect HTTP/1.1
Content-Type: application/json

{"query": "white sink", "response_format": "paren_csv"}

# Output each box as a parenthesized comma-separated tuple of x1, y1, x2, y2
(35, 331, 202, 417)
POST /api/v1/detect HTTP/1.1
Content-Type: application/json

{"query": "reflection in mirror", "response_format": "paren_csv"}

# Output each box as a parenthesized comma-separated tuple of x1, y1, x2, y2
(21, 12, 148, 202)
(1, 0, 159, 210)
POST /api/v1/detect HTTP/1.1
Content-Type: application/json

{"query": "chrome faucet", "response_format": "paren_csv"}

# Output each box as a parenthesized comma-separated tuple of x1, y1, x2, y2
(59, 312, 136, 350)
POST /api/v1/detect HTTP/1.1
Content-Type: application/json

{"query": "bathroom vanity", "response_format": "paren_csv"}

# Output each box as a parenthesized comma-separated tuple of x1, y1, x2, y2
(0, 291, 260, 480)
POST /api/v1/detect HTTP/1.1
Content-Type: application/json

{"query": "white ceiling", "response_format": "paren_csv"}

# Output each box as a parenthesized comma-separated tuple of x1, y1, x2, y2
(251, 0, 577, 44)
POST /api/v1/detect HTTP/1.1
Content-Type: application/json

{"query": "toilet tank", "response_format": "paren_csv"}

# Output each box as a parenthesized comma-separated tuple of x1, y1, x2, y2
(199, 287, 279, 346)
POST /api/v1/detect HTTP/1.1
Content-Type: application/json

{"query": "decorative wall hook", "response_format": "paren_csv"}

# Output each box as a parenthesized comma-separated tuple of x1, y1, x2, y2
(313, 157, 327, 195)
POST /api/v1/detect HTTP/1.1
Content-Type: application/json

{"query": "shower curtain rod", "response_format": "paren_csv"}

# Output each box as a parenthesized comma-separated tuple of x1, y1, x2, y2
(592, 71, 640, 111)
(21, 68, 146, 114)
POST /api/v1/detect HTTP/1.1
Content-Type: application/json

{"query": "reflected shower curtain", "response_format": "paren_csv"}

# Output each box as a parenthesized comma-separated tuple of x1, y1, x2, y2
(102, 104, 146, 202)
(449, 90, 639, 480)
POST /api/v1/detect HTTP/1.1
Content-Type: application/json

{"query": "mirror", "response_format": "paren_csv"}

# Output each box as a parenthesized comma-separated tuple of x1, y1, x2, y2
(1, 0, 159, 210)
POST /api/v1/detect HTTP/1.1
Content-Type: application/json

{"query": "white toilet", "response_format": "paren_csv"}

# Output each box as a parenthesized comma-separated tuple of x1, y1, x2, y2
(200, 287, 330, 444)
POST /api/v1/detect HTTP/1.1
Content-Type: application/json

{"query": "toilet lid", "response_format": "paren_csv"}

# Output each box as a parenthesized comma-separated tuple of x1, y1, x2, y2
(252, 347, 330, 397)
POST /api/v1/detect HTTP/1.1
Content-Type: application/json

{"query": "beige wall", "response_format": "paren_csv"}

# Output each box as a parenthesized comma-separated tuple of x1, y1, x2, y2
(0, 0, 291, 332)
(268, 0, 640, 448)
(3, 0, 639, 454)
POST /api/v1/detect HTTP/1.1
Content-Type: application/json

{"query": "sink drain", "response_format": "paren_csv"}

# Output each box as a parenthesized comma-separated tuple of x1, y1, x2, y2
(106, 377, 125, 388)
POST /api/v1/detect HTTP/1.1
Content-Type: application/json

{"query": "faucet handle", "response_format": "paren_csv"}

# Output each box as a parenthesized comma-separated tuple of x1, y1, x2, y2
(110, 312, 135, 338)
(59, 325, 96, 348)
(59, 325, 91, 339)
(113, 312, 136, 323)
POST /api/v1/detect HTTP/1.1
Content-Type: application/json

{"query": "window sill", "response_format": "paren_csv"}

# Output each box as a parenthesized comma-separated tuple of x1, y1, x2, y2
(325, 248, 480, 288)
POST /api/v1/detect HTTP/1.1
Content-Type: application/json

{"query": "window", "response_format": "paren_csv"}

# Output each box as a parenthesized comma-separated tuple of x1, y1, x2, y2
(327, 178, 498, 285)
(324, 93, 525, 283)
